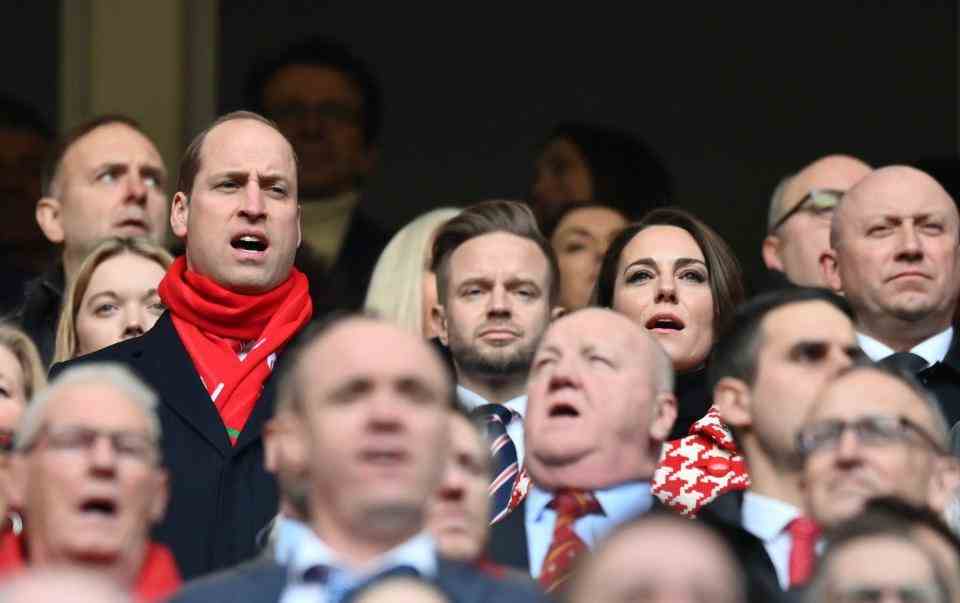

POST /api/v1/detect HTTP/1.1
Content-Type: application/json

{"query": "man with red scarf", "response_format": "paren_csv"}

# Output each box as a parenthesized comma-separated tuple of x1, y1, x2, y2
(51, 111, 313, 579)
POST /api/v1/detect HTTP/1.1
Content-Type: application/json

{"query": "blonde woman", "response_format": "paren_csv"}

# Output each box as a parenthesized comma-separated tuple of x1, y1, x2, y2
(364, 208, 461, 338)
(53, 237, 174, 363)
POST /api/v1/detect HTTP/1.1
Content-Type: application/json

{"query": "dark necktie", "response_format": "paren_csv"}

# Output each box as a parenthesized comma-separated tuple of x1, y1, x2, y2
(472, 403, 519, 523)
(880, 352, 928, 374)
(539, 489, 603, 593)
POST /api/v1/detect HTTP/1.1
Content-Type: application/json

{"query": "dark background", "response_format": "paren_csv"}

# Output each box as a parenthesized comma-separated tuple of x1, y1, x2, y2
(5, 2, 957, 286)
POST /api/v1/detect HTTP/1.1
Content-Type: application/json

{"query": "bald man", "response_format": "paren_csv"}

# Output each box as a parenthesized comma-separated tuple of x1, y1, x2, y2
(763, 154, 871, 287)
(821, 165, 960, 425)
(486, 308, 677, 593)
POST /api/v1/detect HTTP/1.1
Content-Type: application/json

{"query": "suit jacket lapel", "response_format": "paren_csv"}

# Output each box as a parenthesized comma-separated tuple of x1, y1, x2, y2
(486, 497, 529, 572)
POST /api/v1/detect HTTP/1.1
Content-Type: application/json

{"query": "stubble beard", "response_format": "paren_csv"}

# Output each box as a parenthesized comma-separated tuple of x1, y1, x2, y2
(448, 332, 538, 383)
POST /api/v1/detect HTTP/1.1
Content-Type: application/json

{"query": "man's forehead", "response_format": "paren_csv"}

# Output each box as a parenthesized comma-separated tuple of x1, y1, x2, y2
(450, 233, 548, 273)
(543, 310, 638, 353)
(843, 169, 957, 222)
(63, 123, 161, 169)
(814, 371, 926, 420)
(199, 119, 296, 174)
(46, 381, 148, 426)
(761, 301, 854, 347)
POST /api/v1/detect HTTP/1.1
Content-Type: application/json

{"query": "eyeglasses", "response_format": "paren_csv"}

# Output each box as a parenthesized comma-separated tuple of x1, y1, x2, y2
(796, 415, 946, 458)
(770, 188, 844, 232)
(833, 583, 943, 603)
(23, 424, 158, 464)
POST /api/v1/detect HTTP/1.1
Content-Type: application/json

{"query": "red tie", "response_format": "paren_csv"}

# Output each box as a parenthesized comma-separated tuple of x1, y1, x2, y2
(538, 490, 603, 593)
(787, 516, 821, 588)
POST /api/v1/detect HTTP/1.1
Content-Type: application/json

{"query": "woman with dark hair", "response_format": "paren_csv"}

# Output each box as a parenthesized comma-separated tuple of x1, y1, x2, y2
(594, 207, 748, 515)
(541, 201, 629, 311)
(530, 122, 672, 222)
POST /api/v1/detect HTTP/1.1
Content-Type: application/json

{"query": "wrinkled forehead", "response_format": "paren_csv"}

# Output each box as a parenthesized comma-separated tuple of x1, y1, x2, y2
(541, 310, 637, 356)
(198, 119, 297, 178)
(63, 123, 161, 170)
(842, 170, 958, 225)
(45, 382, 150, 430)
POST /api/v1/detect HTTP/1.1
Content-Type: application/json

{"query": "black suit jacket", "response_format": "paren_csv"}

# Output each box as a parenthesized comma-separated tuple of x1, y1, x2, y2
(914, 331, 960, 427)
(168, 557, 550, 603)
(50, 313, 285, 579)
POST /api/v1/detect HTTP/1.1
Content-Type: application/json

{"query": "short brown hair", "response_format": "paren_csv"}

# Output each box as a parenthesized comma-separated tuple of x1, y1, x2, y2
(430, 200, 560, 305)
(42, 114, 147, 196)
(176, 110, 298, 196)
(594, 207, 745, 335)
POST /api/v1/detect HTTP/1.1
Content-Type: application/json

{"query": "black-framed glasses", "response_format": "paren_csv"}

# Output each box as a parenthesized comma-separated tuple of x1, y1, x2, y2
(797, 415, 946, 458)
(833, 583, 943, 603)
(23, 424, 158, 464)
(770, 188, 844, 233)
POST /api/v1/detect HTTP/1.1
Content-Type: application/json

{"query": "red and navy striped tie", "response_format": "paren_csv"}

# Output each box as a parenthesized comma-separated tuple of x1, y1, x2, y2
(473, 403, 519, 524)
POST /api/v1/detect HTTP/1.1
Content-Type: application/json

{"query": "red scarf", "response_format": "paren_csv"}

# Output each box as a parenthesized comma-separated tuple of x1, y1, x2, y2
(158, 257, 313, 444)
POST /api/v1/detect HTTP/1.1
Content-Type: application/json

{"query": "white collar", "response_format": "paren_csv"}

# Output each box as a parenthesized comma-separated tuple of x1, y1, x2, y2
(287, 529, 437, 583)
(857, 326, 953, 366)
(528, 481, 652, 524)
(456, 385, 527, 418)
(741, 491, 801, 541)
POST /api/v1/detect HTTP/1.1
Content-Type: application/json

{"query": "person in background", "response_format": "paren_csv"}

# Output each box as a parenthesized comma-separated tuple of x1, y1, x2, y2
(540, 202, 628, 311)
(365, 207, 461, 339)
(529, 122, 671, 223)
(19, 115, 169, 365)
(246, 36, 389, 311)
(761, 154, 871, 288)
(52, 237, 173, 363)
(594, 207, 746, 442)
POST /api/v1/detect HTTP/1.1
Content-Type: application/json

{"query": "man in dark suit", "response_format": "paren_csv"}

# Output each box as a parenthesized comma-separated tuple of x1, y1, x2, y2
(246, 36, 390, 311)
(170, 315, 547, 603)
(821, 165, 960, 425)
(487, 308, 676, 594)
(51, 111, 314, 579)
(696, 288, 860, 601)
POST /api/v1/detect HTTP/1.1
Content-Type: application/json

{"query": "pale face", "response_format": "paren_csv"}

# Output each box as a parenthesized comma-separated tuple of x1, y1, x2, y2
(532, 137, 593, 209)
(766, 156, 871, 287)
(826, 167, 960, 335)
(436, 232, 553, 382)
(803, 370, 944, 528)
(551, 207, 628, 310)
(263, 65, 374, 198)
(425, 413, 490, 562)
(299, 320, 451, 536)
(823, 537, 942, 603)
(12, 383, 167, 566)
(171, 118, 301, 294)
(46, 124, 168, 262)
(74, 253, 167, 357)
(738, 301, 859, 465)
(613, 225, 714, 373)
(526, 309, 675, 489)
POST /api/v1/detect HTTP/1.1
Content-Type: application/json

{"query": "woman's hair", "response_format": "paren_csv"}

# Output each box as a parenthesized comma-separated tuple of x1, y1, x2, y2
(593, 207, 745, 335)
(0, 324, 45, 402)
(540, 200, 630, 241)
(364, 208, 461, 336)
(53, 237, 174, 364)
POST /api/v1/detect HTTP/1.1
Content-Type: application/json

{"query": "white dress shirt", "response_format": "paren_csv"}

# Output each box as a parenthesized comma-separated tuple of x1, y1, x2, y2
(741, 492, 801, 590)
(273, 516, 314, 565)
(857, 327, 953, 367)
(524, 481, 653, 578)
(280, 530, 437, 603)
(457, 386, 527, 466)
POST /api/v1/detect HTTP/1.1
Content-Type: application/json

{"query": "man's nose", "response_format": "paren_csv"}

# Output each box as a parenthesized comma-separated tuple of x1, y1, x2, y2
(834, 427, 864, 463)
(88, 435, 118, 472)
(896, 226, 924, 261)
(487, 285, 511, 316)
(437, 469, 466, 502)
(124, 173, 148, 204)
(239, 182, 267, 220)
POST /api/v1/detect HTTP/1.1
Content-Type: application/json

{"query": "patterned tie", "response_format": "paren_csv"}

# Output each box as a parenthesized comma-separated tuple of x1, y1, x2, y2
(472, 404, 519, 524)
(787, 516, 821, 588)
(880, 352, 928, 374)
(539, 489, 603, 593)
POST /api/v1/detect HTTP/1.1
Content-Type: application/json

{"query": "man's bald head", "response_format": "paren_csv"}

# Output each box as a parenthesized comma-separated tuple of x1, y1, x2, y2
(770, 154, 872, 230)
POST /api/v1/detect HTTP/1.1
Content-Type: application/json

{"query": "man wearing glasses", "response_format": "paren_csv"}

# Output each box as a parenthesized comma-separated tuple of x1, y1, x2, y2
(762, 154, 871, 287)
(799, 363, 952, 533)
(0, 364, 181, 601)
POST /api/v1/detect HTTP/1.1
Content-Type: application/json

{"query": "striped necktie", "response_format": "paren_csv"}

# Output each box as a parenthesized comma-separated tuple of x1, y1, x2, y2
(472, 403, 519, 524)
(539, 489, 603, 593)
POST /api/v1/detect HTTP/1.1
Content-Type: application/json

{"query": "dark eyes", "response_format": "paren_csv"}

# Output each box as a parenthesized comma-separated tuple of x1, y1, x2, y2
(625, 270, 706, 284)
(793, 342, 829, 362)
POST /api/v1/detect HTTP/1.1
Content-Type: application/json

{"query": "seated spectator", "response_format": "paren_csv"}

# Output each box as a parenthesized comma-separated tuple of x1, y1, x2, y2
(540, 202, 628, 311)
(53, 237, 173, 363)
(364, 208, 461, 338)
(761, 154, 871, 288)
(799, 364, 952, 531)
(486, 308, 676, 594)
(529, 122, 671, 223)
(594, 207, 746, 445)
(568, 513, 746, 603)
(170, 316, 547, 603)
(1, 364, 180, 602)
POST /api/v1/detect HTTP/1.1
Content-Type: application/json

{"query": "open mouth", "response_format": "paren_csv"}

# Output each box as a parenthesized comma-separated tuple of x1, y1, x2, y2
(79, 497, 118, 517)
(548, 403, 580, 418)
(231, 234, 268, 253)
(645, 315, 685, 331)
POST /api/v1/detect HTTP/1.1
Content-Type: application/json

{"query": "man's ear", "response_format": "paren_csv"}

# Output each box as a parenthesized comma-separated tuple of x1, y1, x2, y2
(170, 192, 190, 238)
(36, 197, 64, 244)
(762, 235, 783, 272)
(649, 392, 678, 442)
(820, 248, 843, 293)
(432, 305, 449, 346)
(927, 456, 960, 515)
(148, 468, 170, 524)
(550, 306, 566, 320)
(713, 377, 753, 430)
(296, 204, 302, 249)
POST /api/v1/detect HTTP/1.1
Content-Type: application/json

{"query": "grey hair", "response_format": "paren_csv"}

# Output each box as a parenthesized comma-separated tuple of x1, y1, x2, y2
(767, 173, 794, 232)
(14, 363, 162, 453)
